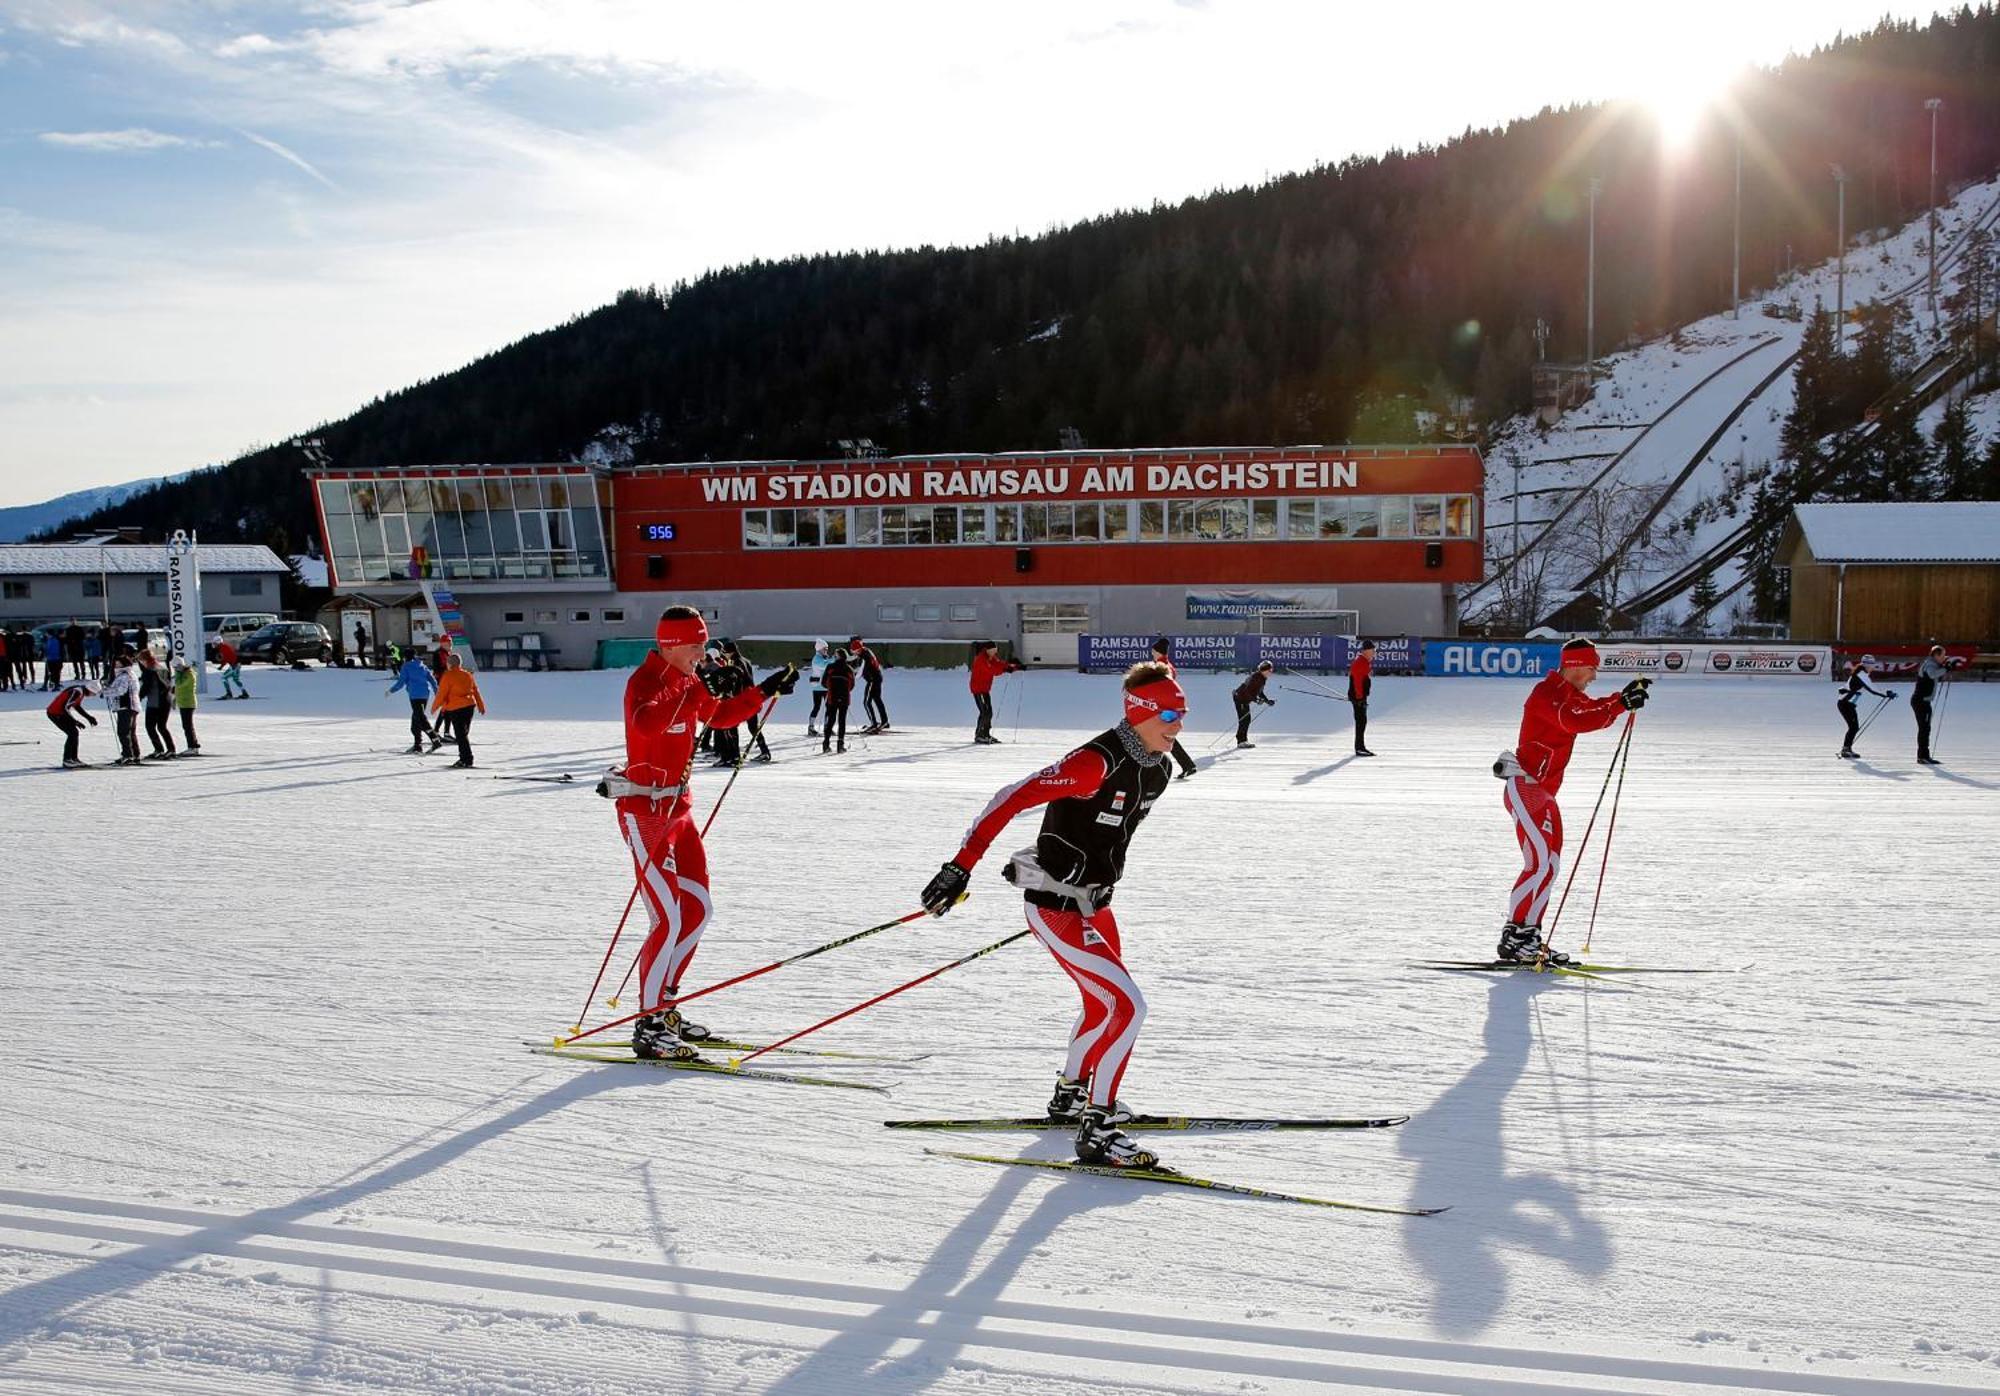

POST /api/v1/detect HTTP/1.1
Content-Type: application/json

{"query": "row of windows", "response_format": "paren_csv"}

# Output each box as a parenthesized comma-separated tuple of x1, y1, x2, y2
(2, 578, 264, 600)
(501, 608, 629, 625)
(743, 495, 1478, 549)
(317, 476, 612, 586)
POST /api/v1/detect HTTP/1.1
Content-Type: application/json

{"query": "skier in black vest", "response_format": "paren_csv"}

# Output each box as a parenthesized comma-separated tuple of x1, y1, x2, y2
(1836, 656, 1895, 759)
(1911, 645, 1949, 765)
(1231, 661, 1274, 746)
(921, 661, 1187, 1170)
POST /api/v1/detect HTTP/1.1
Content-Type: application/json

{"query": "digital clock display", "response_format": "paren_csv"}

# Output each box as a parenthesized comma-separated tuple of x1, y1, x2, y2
(639, 523, 677, 542)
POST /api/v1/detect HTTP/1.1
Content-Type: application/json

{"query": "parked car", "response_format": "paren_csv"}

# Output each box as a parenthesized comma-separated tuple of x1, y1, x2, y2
(203, 612, 279, 661)
(238, 621, 334, 665)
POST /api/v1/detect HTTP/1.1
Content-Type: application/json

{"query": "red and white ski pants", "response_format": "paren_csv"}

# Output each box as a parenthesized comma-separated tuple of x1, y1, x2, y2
(1027, 902, 1146, 1108)
(620, 807, 713, 1013)
(1503, 776, 1563, 928)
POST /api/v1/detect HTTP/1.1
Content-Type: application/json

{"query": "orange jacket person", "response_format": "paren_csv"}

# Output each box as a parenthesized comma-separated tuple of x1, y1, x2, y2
(430, 652, 487, 768)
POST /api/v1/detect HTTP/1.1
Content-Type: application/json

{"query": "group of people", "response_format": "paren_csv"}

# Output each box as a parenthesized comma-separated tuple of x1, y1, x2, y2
(3, 619, 144, 692)
(43, 648, 206, 767)
(803, 636, 891, 752)
(1835, 647, 1954, 764)
(386, 642, 486, 767)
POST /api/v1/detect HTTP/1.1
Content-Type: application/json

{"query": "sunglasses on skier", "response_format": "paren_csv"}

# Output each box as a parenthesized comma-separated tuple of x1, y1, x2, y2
(1154, 708, 1184, 724)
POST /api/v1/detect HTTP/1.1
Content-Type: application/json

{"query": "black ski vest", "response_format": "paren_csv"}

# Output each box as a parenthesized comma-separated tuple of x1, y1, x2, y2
(1029, 726, 1170, 911)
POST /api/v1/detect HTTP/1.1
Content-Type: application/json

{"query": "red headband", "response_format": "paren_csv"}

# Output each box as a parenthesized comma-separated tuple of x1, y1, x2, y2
(655, 612, 709, 648)
(1561, 638, 1599, 664)
(1124, 675, 1187, 725)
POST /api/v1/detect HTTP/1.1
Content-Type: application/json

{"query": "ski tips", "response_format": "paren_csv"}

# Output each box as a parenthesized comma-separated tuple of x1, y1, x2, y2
(605, 997, 620, 1008)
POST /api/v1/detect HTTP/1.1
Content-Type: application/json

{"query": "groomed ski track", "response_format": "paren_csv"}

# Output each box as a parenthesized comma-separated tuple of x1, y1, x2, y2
(0, 1187, 1985, 1396)
(3, 667, 1997, 1393)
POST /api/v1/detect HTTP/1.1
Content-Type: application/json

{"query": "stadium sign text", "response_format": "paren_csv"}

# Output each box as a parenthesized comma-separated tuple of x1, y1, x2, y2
(700, 459, 1360, 505)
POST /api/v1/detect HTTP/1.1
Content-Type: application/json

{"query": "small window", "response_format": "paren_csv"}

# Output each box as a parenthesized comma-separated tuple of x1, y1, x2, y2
(82, 578, 104, 598)
(1286, 499, 1314, 539)
(742, 510, 770, 547)
(822, 508, 849, 546)
(1412, 496, 1444, 538)
(959, 506, 988, 544)
(949, 603, 979, 622)
(146, 579, 167, 597)
(602, 608, 626, 623)
(1252, 500, 1279, 539)
(535, 609, 558, 623)
(993, 506, 1020, 543)
(2, 581, 28, 599)
(229, 576, 262, 596)
(503, 611, 526, 623)
(911, 603, 944, 622)
(1073, 503, 1100, 541)
(1445, 496, 1477, 538)
(1139, 502, 1165, 541)
(1101, 502, 1132, 541)
(571, 609, 592, 623)
(853, 508, 881, 546)
(876, 604, 906, 623)
(1378, 496, 1412, 538)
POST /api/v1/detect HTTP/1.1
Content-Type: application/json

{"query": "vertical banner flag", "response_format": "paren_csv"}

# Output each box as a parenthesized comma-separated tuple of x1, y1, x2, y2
(165, 530, 208, 696)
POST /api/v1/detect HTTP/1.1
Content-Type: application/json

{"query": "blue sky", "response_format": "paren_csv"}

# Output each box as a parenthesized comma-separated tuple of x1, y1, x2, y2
(0, 0, 1954, 508)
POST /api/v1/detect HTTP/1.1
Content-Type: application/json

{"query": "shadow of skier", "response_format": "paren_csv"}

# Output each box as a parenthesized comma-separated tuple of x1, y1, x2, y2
(1397, 975, 1611, 1338)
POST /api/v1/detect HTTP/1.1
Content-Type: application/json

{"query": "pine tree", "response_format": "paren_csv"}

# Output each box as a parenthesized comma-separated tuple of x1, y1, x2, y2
(1932, 398, 1976, 499)
(1782, 303, 1842, 477)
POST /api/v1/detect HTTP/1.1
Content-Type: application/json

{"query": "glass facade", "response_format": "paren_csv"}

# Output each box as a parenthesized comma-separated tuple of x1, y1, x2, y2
(742, 495, 1479, 549)
(318, 472, 610, 586)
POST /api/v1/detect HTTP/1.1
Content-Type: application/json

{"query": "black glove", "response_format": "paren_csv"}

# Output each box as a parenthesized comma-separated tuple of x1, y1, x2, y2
(1263, 697, 1276, 707)
(757, 663, 800, 697)
(922, 861, 970, 916)
(1886, 690, 1899, 700)
(1618, 678, 1651, 711)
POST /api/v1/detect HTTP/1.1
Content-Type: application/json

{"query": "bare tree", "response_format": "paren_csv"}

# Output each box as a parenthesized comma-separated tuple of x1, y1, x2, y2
(1552, 482, 1691, 620)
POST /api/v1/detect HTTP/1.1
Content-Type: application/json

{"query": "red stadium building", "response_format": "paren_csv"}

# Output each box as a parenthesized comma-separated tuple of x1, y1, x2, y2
(309, 445, 1482, 665)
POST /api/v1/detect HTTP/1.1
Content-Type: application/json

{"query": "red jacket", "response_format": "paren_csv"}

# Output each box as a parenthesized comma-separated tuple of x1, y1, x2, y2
(969, 650, 1015, 695)
(1514, 671, 1625, 795)
(621, 652, 765, 813)
(217, 642, 238, 665)
(1346, 651, 1372, 702)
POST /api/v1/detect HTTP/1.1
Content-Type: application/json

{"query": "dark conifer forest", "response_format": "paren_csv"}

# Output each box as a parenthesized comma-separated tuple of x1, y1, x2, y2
(52, 9, 2000, 549)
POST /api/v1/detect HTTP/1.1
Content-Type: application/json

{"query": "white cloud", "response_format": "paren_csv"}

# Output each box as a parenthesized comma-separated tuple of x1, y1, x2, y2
(234, 129, 342, 191)
(38, 127, 217, 152)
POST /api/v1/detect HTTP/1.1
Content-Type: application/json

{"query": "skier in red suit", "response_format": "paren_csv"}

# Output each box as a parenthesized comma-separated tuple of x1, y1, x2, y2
(613, 606, 797, 1059)
(921, 662, 1187, 1170)
(1492, 638, 1650, 964)
(968, 640, 1022, 744)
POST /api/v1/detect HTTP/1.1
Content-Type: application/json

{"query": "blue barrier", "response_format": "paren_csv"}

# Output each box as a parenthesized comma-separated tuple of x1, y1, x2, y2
(1423, 641, 1561, 677)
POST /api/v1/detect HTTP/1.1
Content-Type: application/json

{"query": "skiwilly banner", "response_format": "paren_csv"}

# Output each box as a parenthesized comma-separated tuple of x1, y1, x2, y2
(1077, 634, 1347, 672)
(1423, 641, 1561, 678)
(1830, 643, 1977, 679)
(1696, 645, 1830, 678)
(1596, 645, 1697, 676)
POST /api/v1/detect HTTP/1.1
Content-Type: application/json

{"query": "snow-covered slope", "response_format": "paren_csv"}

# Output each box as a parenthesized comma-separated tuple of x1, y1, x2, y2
(1477, 173, 2000, 632)
(2, 666, 1996, 1393)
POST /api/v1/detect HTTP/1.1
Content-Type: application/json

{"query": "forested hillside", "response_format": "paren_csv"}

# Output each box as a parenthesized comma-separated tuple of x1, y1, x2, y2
(55, 9, 2000, 551)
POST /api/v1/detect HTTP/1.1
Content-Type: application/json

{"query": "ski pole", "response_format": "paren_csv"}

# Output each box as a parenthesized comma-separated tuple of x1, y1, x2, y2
(560, 900, 956, 1046)
(1543, 713, 1634, 951)
(1933, 677, 1952, 755)
(701, 691, 782, 839)
(729, 927, 1031, 1067)
(573, 880, 642, 1028)
(1276, 685, 1341, 701)
(1278, 665, 1341, 698)
(1855, 692, 1894, 739)
(1579, 720, 1636, 955)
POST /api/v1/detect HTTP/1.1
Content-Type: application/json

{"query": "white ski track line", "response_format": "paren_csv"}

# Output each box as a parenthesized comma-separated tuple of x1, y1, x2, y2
(0, 1189, 1990, 1396)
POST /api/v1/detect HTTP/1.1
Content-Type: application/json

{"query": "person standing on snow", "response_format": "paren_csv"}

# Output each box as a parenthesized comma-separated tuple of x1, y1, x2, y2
(820, 646, 854, 753)
(430, 652, 487, 768)
(46, 679, 100, 767)
(1347, 639, 1377, 757)
(388, 651, 441, 752)
(920, 661, 1189, 1171)
(1910, 645, 1949, 766)
(1836, 656, 1894, 760)
(806, 639, 832, 736)
(1148, 638, 1199, 779)
(609, 606, 797, 1060)
(171, 659, 201, 753)
(725, 640, 774, 764)
(1231, 660, 1275, 747)
(137, 650, 177, 759)
(102, 653, 143, 765)
(850, 636, 890, 733)
(969, 640, 1022, 744)
(1492, 637, 1650, 965)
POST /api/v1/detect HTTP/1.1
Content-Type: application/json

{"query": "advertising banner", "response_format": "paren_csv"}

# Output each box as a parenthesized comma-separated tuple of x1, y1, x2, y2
(1424, 641, 1562, 678)
(1078, 635, 1161, 671)
(1364, 637, 1424, 674)
(1596, 644, 1697, 677)
(164, 529, 207, 695)
(1185, 587, 1341, 620)
(1696, 645, 1830, 678)
(1830, 643, 1978, 679)
(1245, 634, 1348, 672)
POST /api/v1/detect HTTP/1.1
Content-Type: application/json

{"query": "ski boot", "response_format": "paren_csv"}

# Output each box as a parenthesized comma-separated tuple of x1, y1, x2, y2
(1045, 1076, 1086, 1123)
(661, 1005, 712, 1043)
(632, 1014, 699, 1062)
(1236, 739, 1256, 749)
(1074, 1103, 1159, 1169)
(1496, 922, 1571, 967)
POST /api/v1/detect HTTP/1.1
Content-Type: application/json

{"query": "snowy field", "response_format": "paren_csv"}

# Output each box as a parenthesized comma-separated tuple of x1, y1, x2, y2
(2, 662, 1997, 1395)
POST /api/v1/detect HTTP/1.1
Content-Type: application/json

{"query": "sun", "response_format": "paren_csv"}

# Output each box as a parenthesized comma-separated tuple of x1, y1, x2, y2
(1627, 57, 1739, 152)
